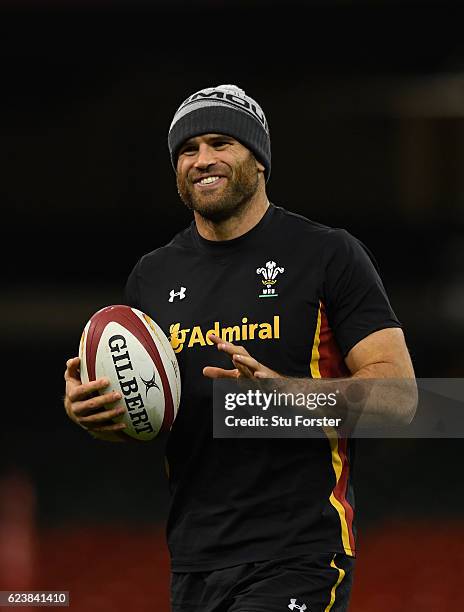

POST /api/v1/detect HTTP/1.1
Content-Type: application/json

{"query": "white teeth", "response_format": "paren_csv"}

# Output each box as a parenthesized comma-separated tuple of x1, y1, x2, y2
(199, 176, 220, 185)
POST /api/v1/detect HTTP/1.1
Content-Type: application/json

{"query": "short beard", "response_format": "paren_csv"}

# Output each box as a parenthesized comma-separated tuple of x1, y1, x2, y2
(176, 153, 259, 223)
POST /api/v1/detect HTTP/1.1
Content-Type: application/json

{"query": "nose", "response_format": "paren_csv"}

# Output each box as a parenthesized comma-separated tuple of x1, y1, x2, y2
(194, 143, 218, 169)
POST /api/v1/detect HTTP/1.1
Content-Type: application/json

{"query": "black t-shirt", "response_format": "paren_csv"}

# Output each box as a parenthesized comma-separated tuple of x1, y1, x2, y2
(125, 203, 401, 571)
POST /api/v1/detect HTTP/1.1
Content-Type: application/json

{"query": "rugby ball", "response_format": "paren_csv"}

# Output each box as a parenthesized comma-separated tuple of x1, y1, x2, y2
(79, 305, 181, 441)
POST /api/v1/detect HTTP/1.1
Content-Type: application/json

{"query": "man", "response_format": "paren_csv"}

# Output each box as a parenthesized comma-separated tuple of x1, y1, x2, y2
(64, 84, 416, 611)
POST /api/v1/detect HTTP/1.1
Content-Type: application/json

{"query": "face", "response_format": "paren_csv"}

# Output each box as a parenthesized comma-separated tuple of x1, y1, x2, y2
(176, 133, 264, 223)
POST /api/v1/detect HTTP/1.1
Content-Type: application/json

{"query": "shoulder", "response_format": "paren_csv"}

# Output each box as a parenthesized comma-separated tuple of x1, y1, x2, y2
(271, 205, 381, 274)
(272, 204, 333, 236)
(272, 204, 369, 252)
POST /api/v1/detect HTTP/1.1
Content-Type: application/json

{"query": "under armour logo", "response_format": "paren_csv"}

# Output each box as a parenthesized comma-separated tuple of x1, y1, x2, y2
(169, 287, 186, 302)
(288, 599, 307, 612)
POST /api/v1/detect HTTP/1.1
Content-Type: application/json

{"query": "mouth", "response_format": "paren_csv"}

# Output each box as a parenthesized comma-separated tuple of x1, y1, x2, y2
(193, 175, 226, 190)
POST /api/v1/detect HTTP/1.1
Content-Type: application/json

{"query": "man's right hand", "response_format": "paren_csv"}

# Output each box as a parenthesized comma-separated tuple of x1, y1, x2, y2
(64, 357, 127, 442)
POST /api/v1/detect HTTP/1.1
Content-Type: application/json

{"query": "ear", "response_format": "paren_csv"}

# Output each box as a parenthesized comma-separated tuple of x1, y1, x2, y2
(256, 159, 265, 173)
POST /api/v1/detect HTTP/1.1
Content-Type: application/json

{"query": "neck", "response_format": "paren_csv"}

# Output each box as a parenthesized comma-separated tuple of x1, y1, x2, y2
(194, 184, 269, 241)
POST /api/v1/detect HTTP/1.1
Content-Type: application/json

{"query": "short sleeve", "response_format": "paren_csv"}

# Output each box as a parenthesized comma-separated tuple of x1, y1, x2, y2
(124, 259, 141, 308)
(322, 229, 401, 357)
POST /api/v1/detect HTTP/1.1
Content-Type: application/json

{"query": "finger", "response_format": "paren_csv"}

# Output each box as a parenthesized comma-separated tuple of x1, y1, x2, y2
(232, 353, 260, 368)
(72, 390, 122, 416)
(208, 334, 249, 358)
(68, 378, 113, 402)
(203, 366, 240, 379)
(79, 404, 126, 424)
(232, 356, 282, 380)
(231, 356, 255, 378)
(91, 421, 127, 433)
(232, 353, 261, 373)
(254, 370, 280, 379)
(207, 333, 225, 347)
(236, 364, 254, 378)
(64, 357, 81, 382)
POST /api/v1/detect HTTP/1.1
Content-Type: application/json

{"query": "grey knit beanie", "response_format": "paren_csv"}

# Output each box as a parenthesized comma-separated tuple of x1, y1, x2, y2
(168, 84, 271, 182)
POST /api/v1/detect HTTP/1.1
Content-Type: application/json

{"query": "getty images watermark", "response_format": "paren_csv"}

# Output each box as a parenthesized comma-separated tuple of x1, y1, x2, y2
(213, 378, 464, 438)
(224, 389, 342, 429)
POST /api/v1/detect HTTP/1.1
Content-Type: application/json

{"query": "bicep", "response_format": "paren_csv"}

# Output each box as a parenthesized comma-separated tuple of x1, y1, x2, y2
(345, 327, 415, 378)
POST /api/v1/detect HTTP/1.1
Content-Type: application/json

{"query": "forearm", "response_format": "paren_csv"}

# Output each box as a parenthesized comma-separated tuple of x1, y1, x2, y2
(271, 367, 417, 428)
(208, 328, 418, 428)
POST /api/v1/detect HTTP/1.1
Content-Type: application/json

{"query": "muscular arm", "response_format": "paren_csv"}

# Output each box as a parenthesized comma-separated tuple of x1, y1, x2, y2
(347, 327, 415, 380)
(204, 328, 418, 427)
(342, 327, 417, 425)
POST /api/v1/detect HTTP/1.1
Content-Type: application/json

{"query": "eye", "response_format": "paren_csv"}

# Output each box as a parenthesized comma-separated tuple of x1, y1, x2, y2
(179, 145, 197, 156)
(213, 140, 230, 149)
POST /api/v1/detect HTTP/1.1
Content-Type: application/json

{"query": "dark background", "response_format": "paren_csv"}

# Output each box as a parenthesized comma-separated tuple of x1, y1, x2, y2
(1, 1, 463, 610)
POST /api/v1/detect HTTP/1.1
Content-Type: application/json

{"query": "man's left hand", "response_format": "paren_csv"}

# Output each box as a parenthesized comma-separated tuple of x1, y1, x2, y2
(202, 333, 280, 379)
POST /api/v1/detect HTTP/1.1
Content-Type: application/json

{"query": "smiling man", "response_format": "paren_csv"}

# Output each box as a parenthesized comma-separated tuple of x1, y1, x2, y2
(176, 133, 261, 223)
(64, 84, 416, 612)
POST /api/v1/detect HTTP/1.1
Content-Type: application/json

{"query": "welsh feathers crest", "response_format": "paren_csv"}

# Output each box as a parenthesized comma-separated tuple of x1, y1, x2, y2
(256, 260, 285, 298)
